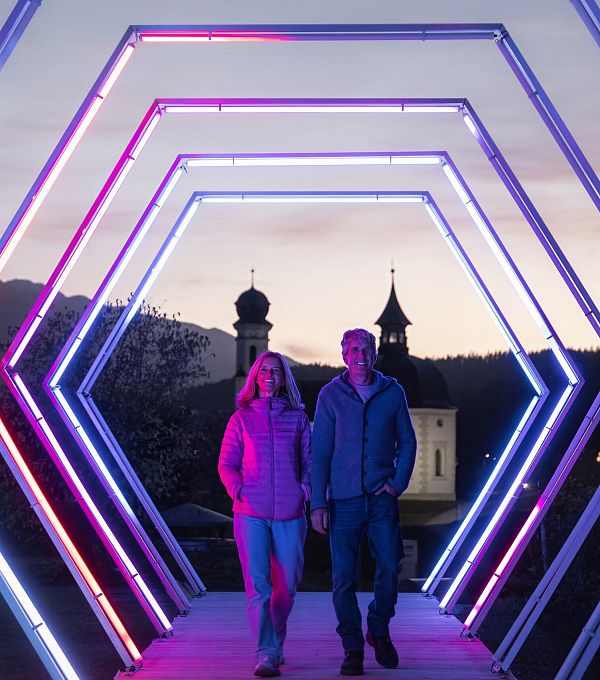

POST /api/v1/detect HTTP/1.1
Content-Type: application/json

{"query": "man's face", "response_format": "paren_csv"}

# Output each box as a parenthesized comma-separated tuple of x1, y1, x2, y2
(344, 337, 376, 383)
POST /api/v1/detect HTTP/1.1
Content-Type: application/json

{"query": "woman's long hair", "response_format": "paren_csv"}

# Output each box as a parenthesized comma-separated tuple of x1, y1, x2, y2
(236, 351, 303, 410)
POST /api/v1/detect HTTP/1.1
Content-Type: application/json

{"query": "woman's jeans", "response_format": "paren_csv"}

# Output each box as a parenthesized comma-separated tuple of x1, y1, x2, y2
(234, 513, 307, 659)
(330, 493, 404, 651)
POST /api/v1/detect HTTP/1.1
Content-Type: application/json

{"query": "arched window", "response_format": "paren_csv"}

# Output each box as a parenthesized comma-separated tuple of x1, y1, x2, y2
(389, 331, 398, 343)
(435, 448, 444, 477)
(249, 345, 257, 366)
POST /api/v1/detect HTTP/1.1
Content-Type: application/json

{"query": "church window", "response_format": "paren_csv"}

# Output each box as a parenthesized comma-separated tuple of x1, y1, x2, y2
(249, 345, 257, 365)
(389, 331, 398, 343)
(435, 448, 445, 477)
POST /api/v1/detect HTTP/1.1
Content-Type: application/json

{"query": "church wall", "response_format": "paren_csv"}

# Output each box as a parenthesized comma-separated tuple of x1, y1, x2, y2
(403, 407, 456, 501)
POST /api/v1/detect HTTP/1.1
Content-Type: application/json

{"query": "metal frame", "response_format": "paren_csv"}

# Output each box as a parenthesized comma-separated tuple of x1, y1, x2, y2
(0, 0, 41, 73)
(48, 148, 546, 610)
(0, 23, 596, 643)
(570, 0, 600, 46)
(3, 94, 589, 638)
(0, 432, 140, 667)
(0, 545, 79, 680)
(492, 483, 600, 672)
(556, 598, 600, 680)
(463, 394, 600, 633)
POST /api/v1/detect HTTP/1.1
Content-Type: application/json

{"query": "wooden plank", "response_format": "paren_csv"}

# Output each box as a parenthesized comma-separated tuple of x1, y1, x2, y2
(116, 592, 515, 679)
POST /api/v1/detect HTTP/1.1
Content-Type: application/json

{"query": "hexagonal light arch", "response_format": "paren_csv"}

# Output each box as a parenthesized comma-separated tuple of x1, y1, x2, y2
(1, 94, 589, 639)
(0, 23, 595, 649)
(47, 147, 548, 604)
(0, 24, 598, 327)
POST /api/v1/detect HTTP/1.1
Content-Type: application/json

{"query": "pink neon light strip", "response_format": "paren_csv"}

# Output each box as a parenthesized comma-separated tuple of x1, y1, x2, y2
(0, 418, 141, 662)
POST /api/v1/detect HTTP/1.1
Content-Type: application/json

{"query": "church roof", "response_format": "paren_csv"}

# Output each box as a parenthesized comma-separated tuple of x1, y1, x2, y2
(235, 285, 271, 324)
(375, 280, 411, 328)
(375, 353, 454, 408)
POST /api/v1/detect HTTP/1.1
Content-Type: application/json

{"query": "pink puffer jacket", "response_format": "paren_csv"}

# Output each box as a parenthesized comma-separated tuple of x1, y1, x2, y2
(218, 396, 312, 520)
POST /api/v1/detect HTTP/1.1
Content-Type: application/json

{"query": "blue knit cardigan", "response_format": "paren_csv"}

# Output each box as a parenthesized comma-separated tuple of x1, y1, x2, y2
(311, 370, 417, 510)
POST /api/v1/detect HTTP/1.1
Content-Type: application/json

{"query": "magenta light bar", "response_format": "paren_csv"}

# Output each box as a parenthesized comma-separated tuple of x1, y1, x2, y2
(463, 393, 600, 635)
(4, 373, 173, 637)
(0, 546, 79, 680)
(0, 427, 141, 667)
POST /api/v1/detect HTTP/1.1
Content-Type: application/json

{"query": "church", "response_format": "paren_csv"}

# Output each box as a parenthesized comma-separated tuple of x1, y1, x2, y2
(231, 271, 457, 503)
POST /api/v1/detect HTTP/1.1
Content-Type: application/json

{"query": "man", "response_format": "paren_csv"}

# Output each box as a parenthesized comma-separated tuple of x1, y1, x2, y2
(311, 328, 417, 676)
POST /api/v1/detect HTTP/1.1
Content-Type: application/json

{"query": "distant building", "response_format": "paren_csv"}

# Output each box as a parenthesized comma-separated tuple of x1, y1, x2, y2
(375, 269, 457, 502)
(233, 271, 272, 395)
(231, 270, 457, 502)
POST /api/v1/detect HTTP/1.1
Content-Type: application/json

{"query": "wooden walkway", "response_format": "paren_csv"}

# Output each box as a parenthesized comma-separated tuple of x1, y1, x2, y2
(117, 592, 512, 680)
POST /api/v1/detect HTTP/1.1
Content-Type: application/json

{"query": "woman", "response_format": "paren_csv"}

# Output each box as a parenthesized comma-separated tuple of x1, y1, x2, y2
(219, 351, 311, 678)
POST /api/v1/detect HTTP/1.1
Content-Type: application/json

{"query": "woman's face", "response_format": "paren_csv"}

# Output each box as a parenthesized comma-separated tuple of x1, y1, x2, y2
(257, 356, 285, 398)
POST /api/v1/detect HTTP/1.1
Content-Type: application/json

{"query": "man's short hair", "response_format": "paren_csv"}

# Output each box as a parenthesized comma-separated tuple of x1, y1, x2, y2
(341, 328, 378, 361)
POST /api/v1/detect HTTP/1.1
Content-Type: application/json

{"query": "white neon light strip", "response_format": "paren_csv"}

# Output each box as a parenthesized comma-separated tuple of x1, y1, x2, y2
(439, 386, 574, 609)
(9, 375, 172, 632)
(0, 550, 79, 680)
(199, 193, 424, 203)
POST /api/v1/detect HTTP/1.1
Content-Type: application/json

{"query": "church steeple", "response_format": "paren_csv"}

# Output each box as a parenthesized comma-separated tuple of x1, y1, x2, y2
(375, 267, 411, 354)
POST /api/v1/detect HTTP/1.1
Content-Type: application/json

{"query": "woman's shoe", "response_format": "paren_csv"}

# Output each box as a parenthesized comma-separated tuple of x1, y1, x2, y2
(254, 655, 281, 677)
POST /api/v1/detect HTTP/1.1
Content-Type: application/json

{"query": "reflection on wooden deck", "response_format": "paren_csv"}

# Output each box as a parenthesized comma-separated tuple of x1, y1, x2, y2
(117, 592, 514, 680)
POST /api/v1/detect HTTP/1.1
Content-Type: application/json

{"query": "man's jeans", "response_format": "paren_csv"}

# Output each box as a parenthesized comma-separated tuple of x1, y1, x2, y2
(330, 493, 404, 651)
(234, 513, 307, 659)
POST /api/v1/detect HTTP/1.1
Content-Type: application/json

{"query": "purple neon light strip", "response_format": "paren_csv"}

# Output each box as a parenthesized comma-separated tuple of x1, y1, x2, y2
(46, 150, 545, 604)
(3, 371, 172, 635)
(465, 393, 600, 634)
(0, 546, 79, 680)
(0, 19, 588, 656)
(23, 98, 577, 616)
(78, 188, 548, 619)
(0, 23, 596, 309)
(76, 187, 538, 424)
(570, 0, 600, 46)
(0, 0, 42, 73)
(0, 23, 593, 628)
(47, 150, 543, 609)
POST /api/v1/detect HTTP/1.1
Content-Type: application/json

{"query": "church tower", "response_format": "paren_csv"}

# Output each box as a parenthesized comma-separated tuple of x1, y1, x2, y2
(375, 267, 411, 354)
(374, 267, 457, 503)
(233, 271, 272, 394)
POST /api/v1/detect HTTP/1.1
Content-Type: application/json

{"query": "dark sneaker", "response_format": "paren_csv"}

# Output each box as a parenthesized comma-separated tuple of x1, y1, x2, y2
(366, 631, 399, 668)
(254, 655, 281, 677)
(340, 649, 364, 676)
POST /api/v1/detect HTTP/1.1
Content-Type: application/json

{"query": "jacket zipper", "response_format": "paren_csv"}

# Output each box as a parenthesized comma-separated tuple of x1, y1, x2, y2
(269, 398, 275, 520)
(346, 380, 393, 494)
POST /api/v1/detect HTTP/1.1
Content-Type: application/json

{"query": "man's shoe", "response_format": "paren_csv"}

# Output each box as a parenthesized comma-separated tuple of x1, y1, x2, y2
(366, 631, 399, 668)
(254, 655, 281, 677)
(340, 650, 364, 676)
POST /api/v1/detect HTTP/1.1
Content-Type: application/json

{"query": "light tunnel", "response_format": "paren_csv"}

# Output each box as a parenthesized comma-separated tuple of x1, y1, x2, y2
(0, 22, 597, 675)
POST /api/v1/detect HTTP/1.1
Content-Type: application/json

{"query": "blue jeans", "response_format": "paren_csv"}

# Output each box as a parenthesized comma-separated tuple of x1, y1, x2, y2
(330, 493, 404, 651)
(234, 513, 307, 659)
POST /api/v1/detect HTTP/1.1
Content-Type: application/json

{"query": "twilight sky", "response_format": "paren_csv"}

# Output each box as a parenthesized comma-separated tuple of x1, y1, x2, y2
(0, 0, 598, 365)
